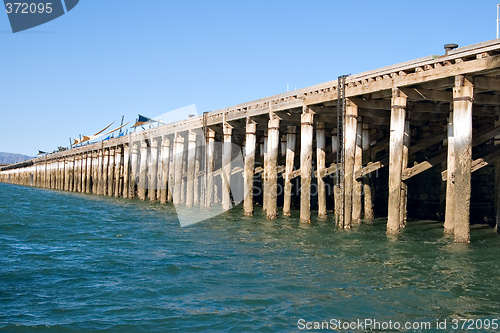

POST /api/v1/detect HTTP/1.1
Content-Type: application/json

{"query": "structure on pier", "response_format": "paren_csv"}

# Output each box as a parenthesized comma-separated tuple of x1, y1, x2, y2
(3, 39, 500, 242)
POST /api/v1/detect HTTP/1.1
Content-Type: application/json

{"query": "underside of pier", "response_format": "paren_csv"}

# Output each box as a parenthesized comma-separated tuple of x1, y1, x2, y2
(4, 39, 500, 243)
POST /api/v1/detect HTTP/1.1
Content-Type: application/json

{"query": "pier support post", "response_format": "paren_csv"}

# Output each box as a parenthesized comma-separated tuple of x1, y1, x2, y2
(114, 146, 122, 197)
(107, 148, 115, 196)
(194, 137, 201, 207)
(97, 149, 104, 195)
(86, 152, 92, 194)
(400, 118, 411, 228)
(148, 138, 159, 202)
(65, 157, 72, 192)
(362, 124, 374, 219)
(387, 88, 407, 234)
(300, 107, 314, 223)
(453, 75, 474, 243)
(244, 119, 257, 216)
(496, 118, 500, 233)
(173, 134, 184, 206)
(159, 136, 170, 204)
(205, 128, 215, 209)
(92, 151, 99, 194)
(352, 120, 363, 224)
(283, 126, 296, 216)
(122, 144, 130, 198)
(129, 143, 138, 199)
(316, 122, 327, 219)
(81, 153, 87, 193)
(444, 111, 455, 233)
(222, 121, 233, 211)
(186, 131, 197, 207)
(262, 133, 268, 212)
(343, 99, 358, 228)
(267, 117, 280, 219)
(138, 141, 148, 201)
(102, 149, 110, 196)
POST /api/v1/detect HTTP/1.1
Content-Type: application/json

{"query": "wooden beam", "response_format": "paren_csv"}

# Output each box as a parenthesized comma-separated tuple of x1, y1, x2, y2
(300, 108, 314, 223)
(387, 88, 407, 234)
(453, 75, 474, 243)
(316, 122, 327, 219)
(343, 99, 358, 228)
(267, 117, 280, 219)
(244, 120, 256, 216)
(283, 126, 296, 216)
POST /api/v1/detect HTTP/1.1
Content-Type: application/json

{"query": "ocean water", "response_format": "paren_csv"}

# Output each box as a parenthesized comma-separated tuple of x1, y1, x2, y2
(1, 182, 500, 332)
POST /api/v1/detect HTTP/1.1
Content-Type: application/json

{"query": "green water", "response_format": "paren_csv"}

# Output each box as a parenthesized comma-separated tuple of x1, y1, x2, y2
(1, 182, 500, 332)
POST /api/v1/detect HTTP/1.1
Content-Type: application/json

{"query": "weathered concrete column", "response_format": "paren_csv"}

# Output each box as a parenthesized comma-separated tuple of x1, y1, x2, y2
(159, 136, 170, 204)
(316, 122, 327, 219)
(86, 152, 92, 194)
(283, 126, 296, 216)
(107, 148, 115, 196)
(343, 99, 358, 228)
(114, 147, 122, 197)
(121, 144, 129, 198)
(205, 129, 215, 209)
(453, 75, 474, 243)
(362, 124, 374, 219)
(129, 142, 139, 199)
(186, 131, 197, 207)
(266, 117, 280, 219)
(148, 138, 159, 202)
(244, 120, 257, 216)
(222, 121, 233, 211)
(300, 107, 314, 223)
(138, 141, 148, 201)
(352, 121, 363, 224)
(387, 88, 407, 234)
(173, 134, 184, 206)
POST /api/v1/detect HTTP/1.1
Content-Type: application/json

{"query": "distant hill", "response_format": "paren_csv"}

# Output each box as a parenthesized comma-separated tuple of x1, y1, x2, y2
(0, 152, 34, 165)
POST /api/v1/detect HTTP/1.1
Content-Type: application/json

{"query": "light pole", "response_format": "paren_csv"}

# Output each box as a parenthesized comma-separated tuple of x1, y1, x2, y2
(497, 4, 499, 39)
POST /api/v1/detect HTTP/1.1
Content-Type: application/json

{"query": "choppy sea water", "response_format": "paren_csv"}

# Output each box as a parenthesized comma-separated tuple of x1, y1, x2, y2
(1, 182, 500, 332)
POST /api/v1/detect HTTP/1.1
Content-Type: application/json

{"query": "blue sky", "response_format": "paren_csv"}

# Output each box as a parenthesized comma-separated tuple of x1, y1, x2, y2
(0, 0, 499, 156)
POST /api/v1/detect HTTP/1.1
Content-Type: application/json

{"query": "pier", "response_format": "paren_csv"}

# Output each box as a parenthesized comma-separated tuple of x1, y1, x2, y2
(3, 39, 500, 242)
